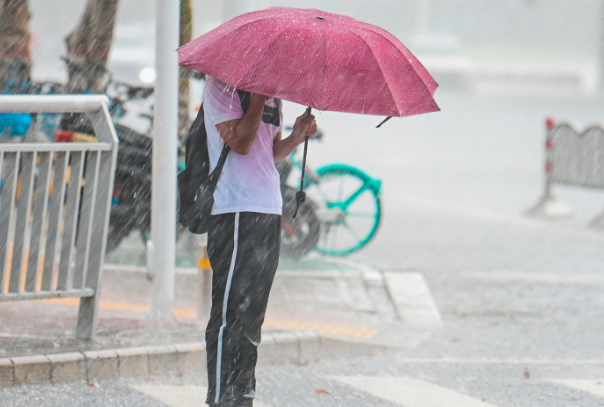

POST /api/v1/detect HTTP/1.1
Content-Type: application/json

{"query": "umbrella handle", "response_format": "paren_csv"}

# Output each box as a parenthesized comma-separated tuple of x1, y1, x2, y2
(293, 135, 309, 219)
(293, 107, 313, 218)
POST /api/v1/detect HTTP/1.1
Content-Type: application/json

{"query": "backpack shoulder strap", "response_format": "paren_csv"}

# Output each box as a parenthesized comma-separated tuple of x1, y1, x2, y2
(236, 90, 281, 127)
(237, 89, 252, 113)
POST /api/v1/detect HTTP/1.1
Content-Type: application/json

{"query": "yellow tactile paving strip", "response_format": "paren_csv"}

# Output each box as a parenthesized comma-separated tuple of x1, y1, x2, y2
(263, 318, 376, 338)
(37, 298, 377, 339)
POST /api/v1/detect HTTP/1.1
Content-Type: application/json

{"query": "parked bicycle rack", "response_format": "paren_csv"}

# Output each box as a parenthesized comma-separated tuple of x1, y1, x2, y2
(0, 95, 118, 340)
(527, 117, 604, 225)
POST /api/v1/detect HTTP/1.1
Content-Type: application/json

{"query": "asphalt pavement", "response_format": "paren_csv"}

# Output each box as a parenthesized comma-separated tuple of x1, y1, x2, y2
(3, 0, 602, 404)
(3, 86, 604, 406)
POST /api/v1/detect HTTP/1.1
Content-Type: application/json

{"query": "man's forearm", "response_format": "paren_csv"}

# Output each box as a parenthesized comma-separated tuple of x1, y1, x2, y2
(217, 94, 267, 155)
(233, 95, 266, 152)
(273, 133, 303, 162)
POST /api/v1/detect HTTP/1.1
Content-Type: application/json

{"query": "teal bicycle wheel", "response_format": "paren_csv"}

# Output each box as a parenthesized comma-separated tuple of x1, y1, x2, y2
(304, 164, 382, 256)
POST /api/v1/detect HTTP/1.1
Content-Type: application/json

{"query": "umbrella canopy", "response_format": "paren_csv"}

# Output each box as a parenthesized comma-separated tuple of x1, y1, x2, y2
(178, 7, 439, 117)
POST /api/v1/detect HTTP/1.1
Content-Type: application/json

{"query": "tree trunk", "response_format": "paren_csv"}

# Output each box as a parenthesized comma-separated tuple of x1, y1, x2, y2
(65, 0, 119, 93)
(0, 0, 32, 91)
(179, 0, 193, 140)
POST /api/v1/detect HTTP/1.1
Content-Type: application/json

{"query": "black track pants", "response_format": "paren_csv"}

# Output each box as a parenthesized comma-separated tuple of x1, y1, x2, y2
(205, 212, 281, 407)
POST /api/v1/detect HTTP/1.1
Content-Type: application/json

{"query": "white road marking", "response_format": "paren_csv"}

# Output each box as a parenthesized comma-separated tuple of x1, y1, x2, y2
(132, 385, 269, 407)
(333, 376, 498, 407)
(395, 358, 604, 365)
(384, 272, 442, 326)
(550, 379, 604, 398)
(132, 385, 206, 407)
(463, 271, 604, 285)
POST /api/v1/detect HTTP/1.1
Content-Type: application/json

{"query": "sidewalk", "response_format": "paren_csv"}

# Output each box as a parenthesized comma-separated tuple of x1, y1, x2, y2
(0, 255, 441, 387)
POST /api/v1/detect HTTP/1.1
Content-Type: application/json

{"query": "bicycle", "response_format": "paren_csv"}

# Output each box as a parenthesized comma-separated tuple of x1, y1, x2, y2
(0, 60, 67, 142)
(280, 129, 382, 257)
(0, 58, 159, 253)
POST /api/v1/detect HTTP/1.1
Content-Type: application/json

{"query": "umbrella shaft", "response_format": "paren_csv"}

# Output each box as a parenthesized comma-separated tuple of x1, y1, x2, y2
(300, 136, 309, 192)
(299, 106, 312, 192)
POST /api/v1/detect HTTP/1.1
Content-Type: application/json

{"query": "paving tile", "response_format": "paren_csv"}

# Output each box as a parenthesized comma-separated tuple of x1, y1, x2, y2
(175, 343, 206, 376)
(0, 358, 14, 388)
(48, 352, 86, 384)
(258, 332, 299, 365)
(12, 355, 51, 385)
(84, 349, 119, 383)
(117, 347, 149, 378)
(294, 331, 321, 362)
(148, 345, 179, 376)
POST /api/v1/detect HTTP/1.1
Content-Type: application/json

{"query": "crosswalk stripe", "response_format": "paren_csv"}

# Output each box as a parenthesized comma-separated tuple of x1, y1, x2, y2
(131, 385, 270, 407)
(550, 379, 604, 398)
(332, 376, 498, 407)
(132, 385, 206, 407)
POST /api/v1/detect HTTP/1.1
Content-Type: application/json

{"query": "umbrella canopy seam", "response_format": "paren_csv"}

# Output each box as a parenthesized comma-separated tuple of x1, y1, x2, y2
(319, 15, 327, 113)
(228, 24, 311, 98)
(178, 11, 282, 55)
(178, 14, 284, 66)
(348, 29, 399, 116)
(366, 29, 438, 98)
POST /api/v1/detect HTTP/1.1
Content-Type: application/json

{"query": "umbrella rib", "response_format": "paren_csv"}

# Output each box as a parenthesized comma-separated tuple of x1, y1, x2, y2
(320, 18, 327, 110)
(179, 16, 266, 55)
(349, 30, 400, 116)
(211, 12, 295, 43)
(358, 27, 438, 98)
(229, 25, 297, 92)
(180, 15, 293, 69)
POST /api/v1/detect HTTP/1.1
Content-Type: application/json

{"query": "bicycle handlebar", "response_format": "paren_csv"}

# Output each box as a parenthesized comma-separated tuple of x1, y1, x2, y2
(110, 81, 154, 100)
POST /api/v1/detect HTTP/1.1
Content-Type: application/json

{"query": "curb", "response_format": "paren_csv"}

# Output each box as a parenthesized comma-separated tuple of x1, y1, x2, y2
(0, 331, 376, 388)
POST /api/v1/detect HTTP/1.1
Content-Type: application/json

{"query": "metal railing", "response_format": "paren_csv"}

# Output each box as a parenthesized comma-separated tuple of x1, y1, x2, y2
(0, 95, 118, 340)
(527, 118, 604, 222)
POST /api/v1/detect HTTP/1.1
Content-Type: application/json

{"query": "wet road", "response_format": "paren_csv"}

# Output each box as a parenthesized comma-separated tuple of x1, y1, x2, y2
(7, 0, 604, 404)
(4, 90, 604, 406)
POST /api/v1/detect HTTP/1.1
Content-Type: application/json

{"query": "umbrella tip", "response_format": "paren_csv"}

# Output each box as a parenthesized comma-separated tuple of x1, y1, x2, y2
(317, 16, 324, 20)
(376, 116, 392, 128)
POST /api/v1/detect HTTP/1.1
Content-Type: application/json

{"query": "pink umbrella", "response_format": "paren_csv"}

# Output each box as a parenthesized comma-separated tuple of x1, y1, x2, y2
(178, 7, 439, 118)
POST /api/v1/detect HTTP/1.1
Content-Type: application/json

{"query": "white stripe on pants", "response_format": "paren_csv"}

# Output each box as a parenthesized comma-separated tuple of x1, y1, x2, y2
(215, 212, 239, 404)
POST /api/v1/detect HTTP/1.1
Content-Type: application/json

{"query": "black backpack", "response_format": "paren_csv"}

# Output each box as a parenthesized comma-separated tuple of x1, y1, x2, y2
(178, 89, 281, 234)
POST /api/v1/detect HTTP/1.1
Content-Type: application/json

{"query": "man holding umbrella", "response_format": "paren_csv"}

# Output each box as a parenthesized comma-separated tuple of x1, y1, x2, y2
(179, 7, 439, 406)
(203, 74, 316, 406)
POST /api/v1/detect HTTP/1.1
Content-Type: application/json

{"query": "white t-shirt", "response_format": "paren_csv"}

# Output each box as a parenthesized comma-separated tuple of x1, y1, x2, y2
(203, 76, 283, 215)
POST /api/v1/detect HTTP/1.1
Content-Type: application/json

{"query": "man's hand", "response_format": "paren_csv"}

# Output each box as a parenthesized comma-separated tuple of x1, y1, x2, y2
(290, 109, 317, 144)
(273, 108, 318, 163)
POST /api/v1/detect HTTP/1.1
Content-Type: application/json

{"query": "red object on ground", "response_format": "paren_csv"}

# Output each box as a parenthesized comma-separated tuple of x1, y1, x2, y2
(178, 7, 439, 117)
